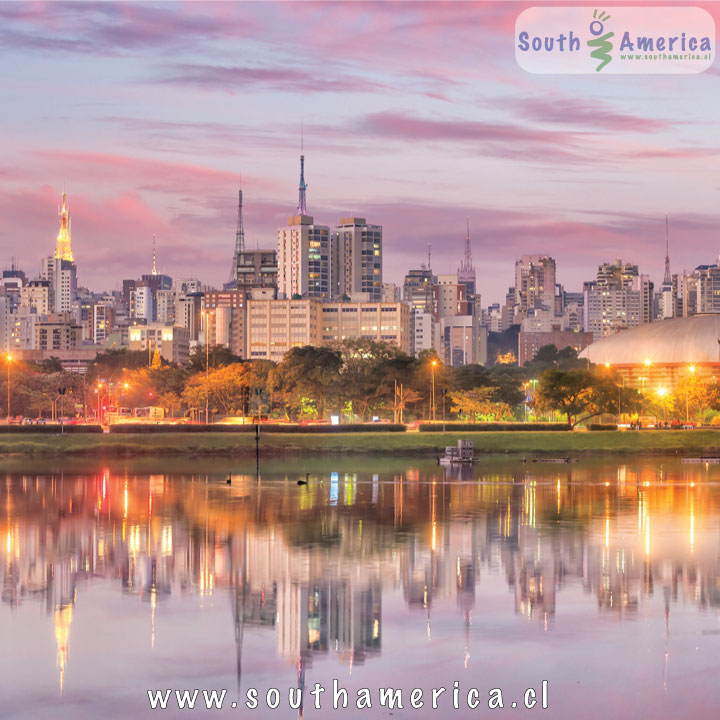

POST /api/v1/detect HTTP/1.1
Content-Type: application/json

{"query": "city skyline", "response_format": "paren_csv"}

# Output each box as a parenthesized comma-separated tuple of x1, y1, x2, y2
(2, 2, 719, 304)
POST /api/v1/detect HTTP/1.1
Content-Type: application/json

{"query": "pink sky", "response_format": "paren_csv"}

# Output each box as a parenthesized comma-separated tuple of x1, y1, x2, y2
(1, 1, 718, 302)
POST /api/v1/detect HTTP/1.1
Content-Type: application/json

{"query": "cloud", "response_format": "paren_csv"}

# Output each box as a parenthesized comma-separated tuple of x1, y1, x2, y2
(506, 96, 674, 132)
(156, 63, 390, 95)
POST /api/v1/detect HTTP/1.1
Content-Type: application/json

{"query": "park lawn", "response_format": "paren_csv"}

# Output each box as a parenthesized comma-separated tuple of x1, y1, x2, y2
(1, 430, 720, 457)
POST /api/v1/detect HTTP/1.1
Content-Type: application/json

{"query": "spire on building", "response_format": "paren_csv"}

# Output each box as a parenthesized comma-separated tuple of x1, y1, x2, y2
(297, 124, 308, 216)
(229, 187, 245, 282)
(459, 217, 475, 275)
(54, 192, 74, 262)
(297, 155, 308, 216)
(457, 218, 477, 295)
(151, 234, 158, 276)
(427, 242, 432, 273)
(663, 215, 671, 285)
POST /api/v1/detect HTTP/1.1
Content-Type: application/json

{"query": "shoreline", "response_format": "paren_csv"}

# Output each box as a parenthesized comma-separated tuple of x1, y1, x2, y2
(1, 430, 720, 458)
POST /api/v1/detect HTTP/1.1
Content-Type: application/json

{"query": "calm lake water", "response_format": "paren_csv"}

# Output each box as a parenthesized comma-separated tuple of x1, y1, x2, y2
(2, 454, 720, 718)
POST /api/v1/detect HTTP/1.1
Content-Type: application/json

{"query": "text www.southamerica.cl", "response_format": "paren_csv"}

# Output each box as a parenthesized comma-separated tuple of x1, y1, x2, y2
(148, 680, 549, 711)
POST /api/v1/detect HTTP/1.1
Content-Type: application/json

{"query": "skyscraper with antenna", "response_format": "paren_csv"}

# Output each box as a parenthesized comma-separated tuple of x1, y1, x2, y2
(658, 214, 678, 320)
(277, 143, 331, 299)
(42, 193, 77, 314)
(457, 218, 476, 296)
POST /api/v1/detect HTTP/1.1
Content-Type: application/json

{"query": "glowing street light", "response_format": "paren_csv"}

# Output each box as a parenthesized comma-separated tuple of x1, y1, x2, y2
(6, 354, 12, 423)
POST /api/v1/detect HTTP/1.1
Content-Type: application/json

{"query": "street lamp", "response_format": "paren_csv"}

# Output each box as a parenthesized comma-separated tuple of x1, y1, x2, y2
(6, 354, 12, 423)
(96, 382, 103, 422)
(431, 359, 438, 422)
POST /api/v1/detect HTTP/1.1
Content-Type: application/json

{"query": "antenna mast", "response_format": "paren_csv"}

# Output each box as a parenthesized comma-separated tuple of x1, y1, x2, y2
(664, 214, 671, 285)
(229, 186, 245, 283)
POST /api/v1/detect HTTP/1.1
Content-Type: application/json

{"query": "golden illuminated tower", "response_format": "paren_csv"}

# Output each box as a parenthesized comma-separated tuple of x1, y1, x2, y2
(54, 193, 74, 262)
(54, 603, 73, 694)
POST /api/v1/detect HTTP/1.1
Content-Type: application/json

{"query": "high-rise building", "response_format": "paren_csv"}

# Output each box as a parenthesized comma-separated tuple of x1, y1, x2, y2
(20, 280, 50, 315)
(155, 289, 176, 325)
(237, 249, 278, 291)
(433, 273, 471, 320)
(203, 289, 246, 357)
(92, 302, 114, 345)
(403, 267, 436, 357)
(583, 259, 653, 340)
(513, 254, 556, 319)
(438, 315, 487, 367)
(333, 217, 383, 301)
(402, 268, 435, 313)
(42, 194, 78, 315)
(132, 284, 154, 323)
(276, 155, 332, 300)
(35, 313, 82, 351)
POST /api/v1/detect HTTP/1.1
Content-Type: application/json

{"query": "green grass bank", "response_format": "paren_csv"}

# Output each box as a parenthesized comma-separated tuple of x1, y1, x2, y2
(2, 430, 720, 458)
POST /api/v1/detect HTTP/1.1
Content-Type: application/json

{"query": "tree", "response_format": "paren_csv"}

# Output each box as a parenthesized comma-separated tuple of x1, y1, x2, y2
(270, 346, 342, 420)
(672, 376, 716, 422)
(186, 346, 242, 373)
(333, 339, 415, 421)
(449, 387, 513, 422)
(525, 344, 586, 372)
(535, 369, 642, 426)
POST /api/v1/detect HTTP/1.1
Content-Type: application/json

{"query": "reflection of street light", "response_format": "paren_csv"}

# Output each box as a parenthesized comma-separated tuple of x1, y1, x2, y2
(6, 355, 12, 423)
(202, 310, 213, 424)
(431, 359, 438, 422)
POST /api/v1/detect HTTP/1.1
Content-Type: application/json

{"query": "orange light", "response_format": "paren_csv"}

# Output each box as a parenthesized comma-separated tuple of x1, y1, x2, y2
(644, 359, 652, 367)
(689, 365, 696, 374)
(6, 355, 12, 362)
(604, 362, 611, 369)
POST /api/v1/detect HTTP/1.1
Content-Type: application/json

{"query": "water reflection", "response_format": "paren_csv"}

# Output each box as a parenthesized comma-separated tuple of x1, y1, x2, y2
(2, 458, 720, 715)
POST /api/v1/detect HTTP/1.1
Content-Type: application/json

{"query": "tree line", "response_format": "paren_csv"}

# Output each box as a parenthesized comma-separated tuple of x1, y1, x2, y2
(4, 341, 720, 425)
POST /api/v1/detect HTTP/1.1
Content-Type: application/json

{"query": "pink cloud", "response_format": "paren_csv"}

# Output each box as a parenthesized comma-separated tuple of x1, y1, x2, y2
(157, 63, 390, 95)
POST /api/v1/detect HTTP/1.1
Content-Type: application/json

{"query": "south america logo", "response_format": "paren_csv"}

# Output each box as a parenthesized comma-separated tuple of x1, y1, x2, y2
(588, 9, 614, 71)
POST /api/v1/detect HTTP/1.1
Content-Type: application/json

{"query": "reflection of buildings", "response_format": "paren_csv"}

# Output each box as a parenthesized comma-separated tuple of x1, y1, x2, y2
(4, 461, 720, 692)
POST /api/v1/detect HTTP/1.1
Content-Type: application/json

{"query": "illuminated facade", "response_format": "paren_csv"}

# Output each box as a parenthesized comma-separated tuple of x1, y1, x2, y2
(580, 314, 720, 390)
(128, 324, 190, 363)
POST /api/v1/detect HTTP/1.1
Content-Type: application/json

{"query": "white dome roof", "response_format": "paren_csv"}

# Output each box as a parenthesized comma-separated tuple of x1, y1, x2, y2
(579, 315, 720, 365)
